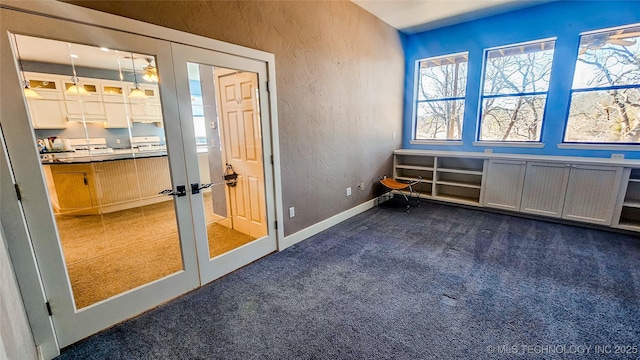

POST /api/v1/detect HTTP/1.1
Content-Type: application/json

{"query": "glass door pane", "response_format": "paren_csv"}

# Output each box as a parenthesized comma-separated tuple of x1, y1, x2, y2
(187, 64, 268, 258)
(12, 35, 184, 309)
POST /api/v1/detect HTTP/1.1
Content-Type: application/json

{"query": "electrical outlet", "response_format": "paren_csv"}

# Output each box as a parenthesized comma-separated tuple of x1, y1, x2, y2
(116, 138, 121, 144)
(358, 182, 365, 191)
(484, 148, 492, 154)
(611, 154, 624, 161)
(289, 207, 295, 218)
(346, 187, 352, 197)
(392, 132, 396, 140)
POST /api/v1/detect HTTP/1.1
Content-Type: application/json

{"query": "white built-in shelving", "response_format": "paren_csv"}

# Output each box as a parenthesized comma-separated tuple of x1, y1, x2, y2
(393, 150, 640, 233)
(393, 152, 486, 206)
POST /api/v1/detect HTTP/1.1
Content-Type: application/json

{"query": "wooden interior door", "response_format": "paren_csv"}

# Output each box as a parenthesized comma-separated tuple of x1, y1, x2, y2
(217, 71, 268, 238)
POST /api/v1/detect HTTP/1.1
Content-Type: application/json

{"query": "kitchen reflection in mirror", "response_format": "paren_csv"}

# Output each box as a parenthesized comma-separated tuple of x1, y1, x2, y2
(11, 34, 183, 309)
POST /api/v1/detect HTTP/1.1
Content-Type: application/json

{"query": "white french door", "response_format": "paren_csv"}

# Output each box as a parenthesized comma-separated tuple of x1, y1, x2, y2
(0, 7, 278, 349)
(171, 44, 277, 284)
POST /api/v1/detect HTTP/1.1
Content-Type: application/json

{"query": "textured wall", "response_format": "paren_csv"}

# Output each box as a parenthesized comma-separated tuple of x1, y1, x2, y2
(64, 0, 405, 236)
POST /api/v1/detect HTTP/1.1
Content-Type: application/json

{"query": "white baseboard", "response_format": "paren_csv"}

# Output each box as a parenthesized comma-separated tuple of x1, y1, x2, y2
(281, 197, 381, 249)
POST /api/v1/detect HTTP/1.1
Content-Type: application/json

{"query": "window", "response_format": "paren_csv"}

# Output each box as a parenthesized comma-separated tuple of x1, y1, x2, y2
(414, 52, 468, 140)
(479, 39, 556, 142)
(565, 24, 640, 144)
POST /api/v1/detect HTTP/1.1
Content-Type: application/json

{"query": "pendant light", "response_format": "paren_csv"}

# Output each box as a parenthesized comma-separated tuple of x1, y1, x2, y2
(129, 53, 147, 98)
(13, 33, 42, 99)
(65, 43, 90, 96)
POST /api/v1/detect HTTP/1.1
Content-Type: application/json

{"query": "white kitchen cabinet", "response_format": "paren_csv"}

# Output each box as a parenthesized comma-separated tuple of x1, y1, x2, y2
(101, 81, 130, 128)
(520, 162, 570, 218)
(128, 83, 163, 122)
(23, 73, 67, 129)
(483, 159, 526, 211)
(562, 164, 622, 225)
(62, 78, 107, 121)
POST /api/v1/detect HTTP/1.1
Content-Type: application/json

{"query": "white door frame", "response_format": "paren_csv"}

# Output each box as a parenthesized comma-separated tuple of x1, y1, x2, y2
(0, 2, 284, 358)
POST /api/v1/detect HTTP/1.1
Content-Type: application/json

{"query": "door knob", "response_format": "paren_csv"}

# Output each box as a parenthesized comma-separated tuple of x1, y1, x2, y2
(159, 185, 186, 197)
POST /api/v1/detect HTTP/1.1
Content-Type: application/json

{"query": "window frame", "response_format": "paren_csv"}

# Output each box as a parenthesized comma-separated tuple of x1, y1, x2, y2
(477, 37, 557, 143)
(563, 24, 640, 145)
(412, 51, 469, 143)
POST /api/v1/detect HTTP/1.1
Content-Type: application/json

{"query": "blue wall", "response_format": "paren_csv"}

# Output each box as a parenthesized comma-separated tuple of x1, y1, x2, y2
(402, 1, 640, 159)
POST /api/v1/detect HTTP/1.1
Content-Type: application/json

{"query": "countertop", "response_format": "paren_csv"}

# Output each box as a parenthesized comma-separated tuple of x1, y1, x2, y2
(40, 151, 168, 164)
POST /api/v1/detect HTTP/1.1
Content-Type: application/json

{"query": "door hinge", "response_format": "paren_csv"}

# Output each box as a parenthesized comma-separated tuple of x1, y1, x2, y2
(14, 183, 22, 201)
(46, 301, 52, 316)
(266, 81, 271, 92)
(275, 221, 278, 230)
(271, 155, 274, 165)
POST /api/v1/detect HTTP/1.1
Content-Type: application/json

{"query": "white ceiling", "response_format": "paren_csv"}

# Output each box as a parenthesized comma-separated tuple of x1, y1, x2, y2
(351, 0, 546, 33)
(13, 34, 150, 71)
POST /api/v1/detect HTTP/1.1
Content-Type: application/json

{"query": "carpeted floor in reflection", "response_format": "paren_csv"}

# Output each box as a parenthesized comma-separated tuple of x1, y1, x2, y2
(57, 199, 640, 359)
(58, 195, 253, 309)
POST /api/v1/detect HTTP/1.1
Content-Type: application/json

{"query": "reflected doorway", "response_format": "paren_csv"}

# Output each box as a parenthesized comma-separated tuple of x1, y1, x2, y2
(187, 63, 268, 259)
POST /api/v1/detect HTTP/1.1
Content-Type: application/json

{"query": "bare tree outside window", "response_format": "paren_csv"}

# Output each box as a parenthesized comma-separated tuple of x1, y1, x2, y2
(566, 25, 640, 143)
(415, 53, 468, 140)
(479, 40, 555, 141)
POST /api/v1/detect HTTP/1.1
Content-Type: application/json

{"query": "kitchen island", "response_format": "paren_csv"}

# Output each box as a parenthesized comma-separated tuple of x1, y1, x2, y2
(43, 152, 172, 215)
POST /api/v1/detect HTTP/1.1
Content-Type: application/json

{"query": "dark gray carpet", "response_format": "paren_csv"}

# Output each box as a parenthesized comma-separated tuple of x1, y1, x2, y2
(57, 199, 640, 359)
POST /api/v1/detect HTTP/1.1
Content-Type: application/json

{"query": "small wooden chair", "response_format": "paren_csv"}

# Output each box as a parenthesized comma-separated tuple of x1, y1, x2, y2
(379, 176, 422, 212)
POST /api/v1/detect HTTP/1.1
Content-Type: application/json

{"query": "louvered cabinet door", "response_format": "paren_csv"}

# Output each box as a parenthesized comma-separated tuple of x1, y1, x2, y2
(483, 159, 526, 211)
(562, 165, 623, 225)
(520, 162, 571, 218)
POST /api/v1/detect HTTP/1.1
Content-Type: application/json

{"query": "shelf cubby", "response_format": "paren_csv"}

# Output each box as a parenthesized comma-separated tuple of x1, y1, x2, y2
(624, 181, 640, 204)
(435, 184, 481, 205)
(395, 168, 434, 181)
(436, 172, 482, 189)
(618, 206, 640, 229)
(396, 154, 435, 169)
(437, 157, 484, 174)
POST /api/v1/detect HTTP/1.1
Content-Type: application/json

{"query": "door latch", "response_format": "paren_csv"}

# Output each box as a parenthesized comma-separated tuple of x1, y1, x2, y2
(191, 182, 213, 194)
(159, 185, 187, 197)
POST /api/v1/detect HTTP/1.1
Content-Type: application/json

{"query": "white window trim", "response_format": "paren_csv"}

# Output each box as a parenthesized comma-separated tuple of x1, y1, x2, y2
(413, 51, 469, 142)
(478, 37, 557, 143)
(557, 143, 640, 151)
(473, 141, 545, 148)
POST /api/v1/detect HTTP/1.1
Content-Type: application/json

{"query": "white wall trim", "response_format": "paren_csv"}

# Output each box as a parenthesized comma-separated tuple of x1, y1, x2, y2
(282, 198, 379, 249)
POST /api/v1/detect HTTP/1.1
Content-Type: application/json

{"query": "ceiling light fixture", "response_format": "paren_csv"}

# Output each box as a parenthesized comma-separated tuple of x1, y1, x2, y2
(129, 53, 147, 98)
(65, 43, 89, 96)
(143, 57, 158, 83)
(12, 33, 42, 99)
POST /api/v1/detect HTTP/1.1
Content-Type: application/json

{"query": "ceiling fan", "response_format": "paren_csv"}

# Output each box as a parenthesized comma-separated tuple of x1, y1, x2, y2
(579, 30, 639, 55)
(143, 58, 158, 82)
